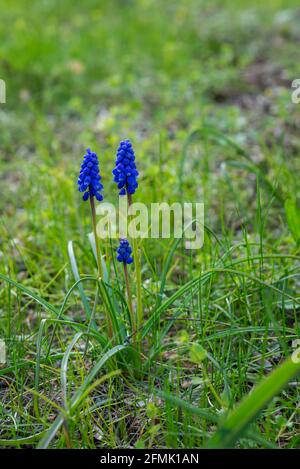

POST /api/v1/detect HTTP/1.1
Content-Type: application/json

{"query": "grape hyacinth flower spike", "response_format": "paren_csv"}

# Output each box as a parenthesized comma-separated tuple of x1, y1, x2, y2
(117, 239, 134, 329)
(113, 139, 142, 338)
(112, 139, 139, 197)
(77, 148, 103, 279)
(116, 239, 133, 264)
(78, 148, 103, 202)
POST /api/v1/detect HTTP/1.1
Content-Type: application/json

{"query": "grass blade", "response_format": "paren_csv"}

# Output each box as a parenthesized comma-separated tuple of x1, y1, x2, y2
(0, 273, 58, 316)
(37, 343, 127, 448)
(67, 240, 95, 326)
(208, 356, 300, 448)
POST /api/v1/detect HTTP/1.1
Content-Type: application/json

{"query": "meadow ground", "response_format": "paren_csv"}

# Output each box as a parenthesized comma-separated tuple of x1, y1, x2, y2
(0, 0, 300, 449)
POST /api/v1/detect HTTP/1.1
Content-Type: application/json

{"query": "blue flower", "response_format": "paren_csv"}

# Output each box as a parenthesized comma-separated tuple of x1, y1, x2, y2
(78, 148, 103, 202)
(116, 239, 133, 264)
(112, 139, 139, 196)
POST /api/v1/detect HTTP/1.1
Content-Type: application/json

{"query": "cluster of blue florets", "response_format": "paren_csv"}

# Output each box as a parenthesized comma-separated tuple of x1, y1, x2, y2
(112, 140, 139, 196)
(116, 239, 133, 264)
(77, 148, 103, 201)
(78, 143, 138, 266)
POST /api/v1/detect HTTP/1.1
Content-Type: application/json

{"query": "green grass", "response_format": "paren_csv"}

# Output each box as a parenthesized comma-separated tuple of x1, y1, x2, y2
(1, 0, 300, 449)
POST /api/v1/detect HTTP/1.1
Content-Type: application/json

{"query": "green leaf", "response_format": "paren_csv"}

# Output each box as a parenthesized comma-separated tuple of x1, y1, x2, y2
(189, 343, 207, 364)
(284, 198, 300, 244)
(0, 432, 46, 447)
(67, 240, 95, 325)
(0, 273, 58, 316)
(37, 343, 127, 448)
(157, 390, 276, 448)
(208, 356, 300, 448)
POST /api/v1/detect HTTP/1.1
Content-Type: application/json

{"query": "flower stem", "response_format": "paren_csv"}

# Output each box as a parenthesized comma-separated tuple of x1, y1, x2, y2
(84, 285, 100, 356)
(123, 262, 135, 337)
(127, 193, 143, 334)
(89, 195, 103, 279)
(90, 195, 113, 337)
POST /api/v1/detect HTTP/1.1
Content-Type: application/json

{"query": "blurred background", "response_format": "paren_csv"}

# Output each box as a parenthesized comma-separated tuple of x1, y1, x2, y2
(1, 0, 300, 450)
(0, 0, 300, 267)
